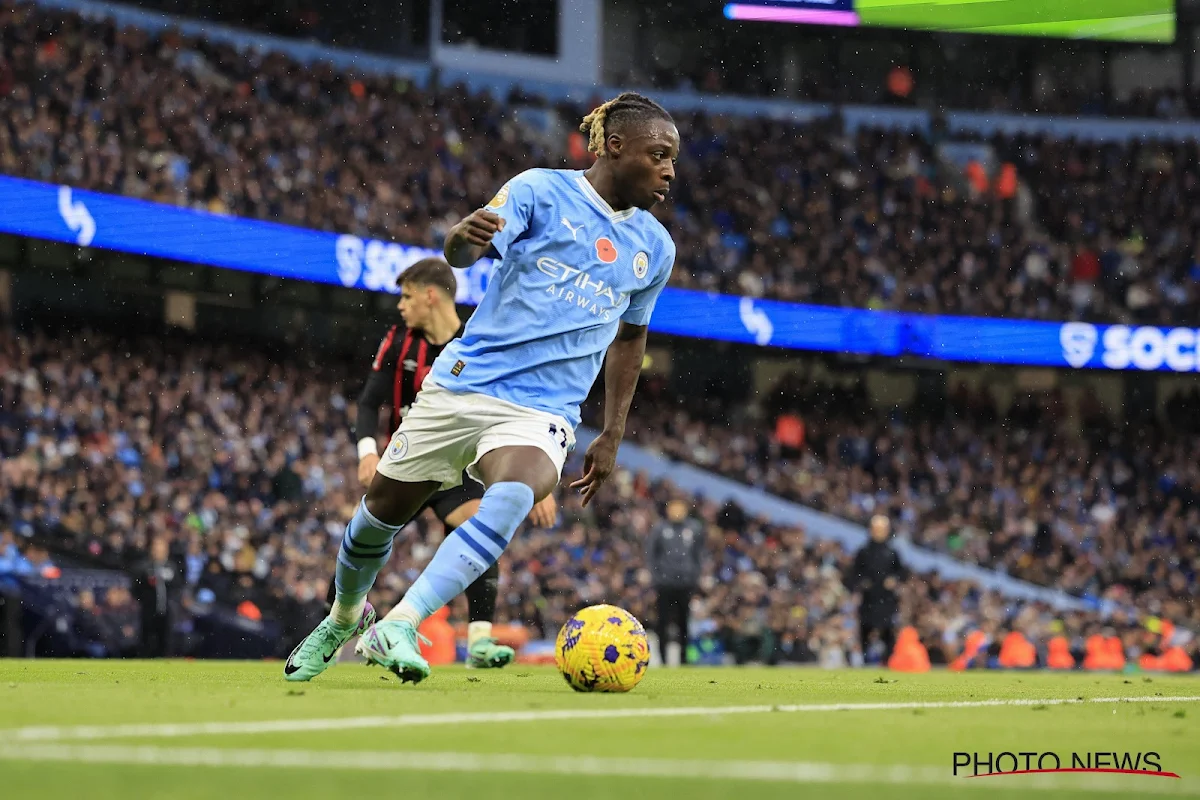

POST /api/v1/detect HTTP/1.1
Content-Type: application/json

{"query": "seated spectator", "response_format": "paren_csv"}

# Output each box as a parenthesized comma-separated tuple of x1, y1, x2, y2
(2, 3, 1200, 322)
(0, 530, 33, 576)
(0, 321, 1190, 668)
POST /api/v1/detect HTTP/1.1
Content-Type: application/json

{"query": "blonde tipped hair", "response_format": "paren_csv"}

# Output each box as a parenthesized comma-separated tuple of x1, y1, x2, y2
(579, 92, 672, 156)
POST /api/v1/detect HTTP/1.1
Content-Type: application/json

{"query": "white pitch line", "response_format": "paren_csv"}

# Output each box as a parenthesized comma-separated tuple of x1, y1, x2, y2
(1, 744, 1198, 795)
(5, 695, 1200, 744)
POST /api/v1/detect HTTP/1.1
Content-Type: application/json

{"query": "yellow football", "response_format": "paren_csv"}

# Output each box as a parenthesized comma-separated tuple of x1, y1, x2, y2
(555, 604, 650, 693)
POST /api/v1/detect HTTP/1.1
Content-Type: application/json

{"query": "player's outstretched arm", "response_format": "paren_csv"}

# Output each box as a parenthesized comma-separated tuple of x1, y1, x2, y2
(570, 322, 648, 506)
(444, 209, 506, 268)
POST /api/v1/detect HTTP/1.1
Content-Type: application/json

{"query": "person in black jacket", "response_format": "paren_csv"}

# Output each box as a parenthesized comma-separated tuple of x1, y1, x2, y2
(848, 514, 906, 663)
(647, 499, 704, 665)
(322, 259, 555, 669)
(131, 537, 181, 658)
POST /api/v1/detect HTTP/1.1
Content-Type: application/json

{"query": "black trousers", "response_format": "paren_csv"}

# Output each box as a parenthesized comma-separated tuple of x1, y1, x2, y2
(0, 587, 21, 657)
(140, 613, 173, 658)
(859, 620, 896, 661)
(655, 586, 692, 657)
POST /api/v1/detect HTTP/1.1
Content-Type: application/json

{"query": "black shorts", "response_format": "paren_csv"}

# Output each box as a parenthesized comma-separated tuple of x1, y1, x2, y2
(423, 471, 484, 524)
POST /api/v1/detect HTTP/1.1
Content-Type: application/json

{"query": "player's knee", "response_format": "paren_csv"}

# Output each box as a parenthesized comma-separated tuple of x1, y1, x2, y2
(531, 475, 558, 503)
(478, 482, 535, 535)
(478, 446, 558, 501)
(362, 481, 396, 523)
(364, 473, 436, 526)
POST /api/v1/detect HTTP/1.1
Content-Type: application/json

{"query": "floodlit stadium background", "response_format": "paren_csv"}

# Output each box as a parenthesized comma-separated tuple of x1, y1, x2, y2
(1, 0, 1200, 796)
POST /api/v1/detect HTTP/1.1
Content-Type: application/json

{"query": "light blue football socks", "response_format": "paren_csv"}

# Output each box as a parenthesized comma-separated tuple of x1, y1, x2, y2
(330, 499, 404, 626)
(391, 481, 534, 625)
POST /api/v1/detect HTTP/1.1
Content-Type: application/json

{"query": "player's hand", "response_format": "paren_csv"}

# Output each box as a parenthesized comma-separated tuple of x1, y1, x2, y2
(357, 453, 380, 488)
(883, 576, 898, 592)
(527, 494, 558, 528)
(453, 209, 506, 247)
(570, 432, 619, 507)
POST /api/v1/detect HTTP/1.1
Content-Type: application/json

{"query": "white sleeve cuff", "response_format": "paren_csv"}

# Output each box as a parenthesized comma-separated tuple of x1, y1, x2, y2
(357, 438, 379, 459)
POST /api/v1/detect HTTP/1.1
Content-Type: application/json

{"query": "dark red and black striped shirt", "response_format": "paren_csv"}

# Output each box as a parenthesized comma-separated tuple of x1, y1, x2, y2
(353, 323, 464, 442)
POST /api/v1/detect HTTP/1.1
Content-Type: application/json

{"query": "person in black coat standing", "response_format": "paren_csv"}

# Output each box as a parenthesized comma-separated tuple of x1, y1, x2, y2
(131, 537, 181, 658)
(847, 515, 905, 663)
(647, 499, 705, 665)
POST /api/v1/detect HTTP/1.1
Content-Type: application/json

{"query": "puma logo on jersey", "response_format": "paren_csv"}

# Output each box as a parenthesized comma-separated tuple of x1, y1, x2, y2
(561, 217, 584, 241)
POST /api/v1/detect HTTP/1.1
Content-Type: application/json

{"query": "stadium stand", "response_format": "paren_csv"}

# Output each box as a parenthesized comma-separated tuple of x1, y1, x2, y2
(94, 0, 1200, 120)
(4, 1, 1200, 323)
(0, 1, 1196, 672)
(616, 371, 1200, 630)
(0, 324, 1194, 669)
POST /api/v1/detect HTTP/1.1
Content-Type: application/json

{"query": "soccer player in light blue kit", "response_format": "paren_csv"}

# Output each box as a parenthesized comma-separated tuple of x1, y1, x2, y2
(285, 92, 679, 683)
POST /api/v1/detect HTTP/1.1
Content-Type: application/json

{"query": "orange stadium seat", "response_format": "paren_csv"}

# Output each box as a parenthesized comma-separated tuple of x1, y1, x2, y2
(949, 630, 988, 671)
(998, 631, 1036, 669)
(1046, 636, 1075, 669)
(887, 627, 930, 673)
(418, 607, 458, 666)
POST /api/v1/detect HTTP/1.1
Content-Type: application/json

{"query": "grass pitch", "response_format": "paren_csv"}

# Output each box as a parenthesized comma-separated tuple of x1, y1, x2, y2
(1, 660, 1199, 799)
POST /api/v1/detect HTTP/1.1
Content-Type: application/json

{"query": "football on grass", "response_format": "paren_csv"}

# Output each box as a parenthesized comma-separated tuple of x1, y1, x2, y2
(555, 604, 651, 693)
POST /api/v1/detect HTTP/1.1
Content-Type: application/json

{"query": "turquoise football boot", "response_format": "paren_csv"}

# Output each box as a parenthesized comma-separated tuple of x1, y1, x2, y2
(283, 602, 376, 682)
(356, 620, 432, 684)
(466, 637, 516, 669)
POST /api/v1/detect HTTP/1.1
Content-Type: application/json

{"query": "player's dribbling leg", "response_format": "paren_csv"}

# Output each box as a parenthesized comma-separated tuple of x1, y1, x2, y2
(283, 601, 377, 682)
(359, 482, 533, 681)
(435, 499, 515, 668)
(373, 514, 514, 668)
(373, 563, 513, 669)
(359, 446, 555, 683)
(284, 475, 437, 682)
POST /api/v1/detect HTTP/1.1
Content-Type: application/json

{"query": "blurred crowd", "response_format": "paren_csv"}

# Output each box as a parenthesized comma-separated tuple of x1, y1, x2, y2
(618, 370, 1200, 633)
(0, 2, 1197, 667)
(96, 0, 1200, 122)
(0, 324, 1193, 668)
(124, 0, 332, 43)
(0, 528, 143, 657)
(4, 2, 1200, 324)
(0, 326, 371, 648)
(635, 63, 1200, 122)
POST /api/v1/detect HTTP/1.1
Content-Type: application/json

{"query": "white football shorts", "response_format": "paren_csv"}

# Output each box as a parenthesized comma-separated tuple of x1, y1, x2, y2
(375, 380, 577, 491)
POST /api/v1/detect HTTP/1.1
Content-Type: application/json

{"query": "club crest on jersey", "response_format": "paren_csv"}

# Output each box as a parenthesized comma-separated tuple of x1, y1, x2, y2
(485, 183, 510, 210)
(388, 434, 409, 460)
(595, 237, 618, 264)
(633, 251, 649, 280)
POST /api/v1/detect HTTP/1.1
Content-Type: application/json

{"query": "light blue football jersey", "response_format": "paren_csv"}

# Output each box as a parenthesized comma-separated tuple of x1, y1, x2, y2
(429, 168, 676, 429)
